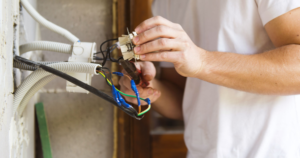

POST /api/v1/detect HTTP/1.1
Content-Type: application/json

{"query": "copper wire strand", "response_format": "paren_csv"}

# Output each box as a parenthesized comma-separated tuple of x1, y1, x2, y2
(123, 74, 132, 80)
(139, 106, 141, 114)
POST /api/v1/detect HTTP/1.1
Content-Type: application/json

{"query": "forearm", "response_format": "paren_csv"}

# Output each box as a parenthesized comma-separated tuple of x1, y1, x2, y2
(151, 78, 184, 120)
(198, 44, 300, 95)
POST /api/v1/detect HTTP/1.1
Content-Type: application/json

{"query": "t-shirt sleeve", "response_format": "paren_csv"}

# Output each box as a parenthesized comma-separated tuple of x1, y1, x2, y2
(256, 0, 300, 26)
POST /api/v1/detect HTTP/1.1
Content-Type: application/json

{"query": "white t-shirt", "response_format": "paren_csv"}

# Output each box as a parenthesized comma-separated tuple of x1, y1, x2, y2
(152, 0, 300, 157)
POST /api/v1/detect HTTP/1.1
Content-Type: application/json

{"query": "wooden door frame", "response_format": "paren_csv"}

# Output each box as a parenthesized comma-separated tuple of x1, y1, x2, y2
(116, 0, 153, 158)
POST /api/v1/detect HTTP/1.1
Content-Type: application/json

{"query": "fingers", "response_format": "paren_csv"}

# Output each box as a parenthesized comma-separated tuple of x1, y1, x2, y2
(135, 38, 185, 55)
(123, 61, 156, 82)
(137, 61, 156, 81)
(119, 83, 161, 105)
(119, 72, 132, 90)
(140, 51, 182, 63)
(133, 25, 183, 45)
(135, 16, 183, 34)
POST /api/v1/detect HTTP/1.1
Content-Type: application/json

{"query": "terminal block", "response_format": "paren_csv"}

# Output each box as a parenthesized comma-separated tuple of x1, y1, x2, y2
(118, 31, 140, 61)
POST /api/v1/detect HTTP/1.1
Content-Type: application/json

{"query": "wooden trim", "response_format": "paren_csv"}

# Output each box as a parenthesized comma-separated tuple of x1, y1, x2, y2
(116, 0, 153, 158)
(116, 1, 132, 158)
(152, 134, 187, 158)
(130, 0, 153, 30)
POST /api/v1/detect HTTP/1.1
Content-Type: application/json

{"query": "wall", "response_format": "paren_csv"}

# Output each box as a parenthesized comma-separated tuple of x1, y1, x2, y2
(0, 0, 38, 157)
(0, 0, 17, 157)
(36, 0, 114, 157)
(0, 0, 114, 157)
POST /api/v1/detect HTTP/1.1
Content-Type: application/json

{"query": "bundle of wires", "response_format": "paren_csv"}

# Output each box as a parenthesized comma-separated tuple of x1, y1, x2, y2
(98, 71, 151, 116)
(94, 39, 122, 66)
(14, 55, 146, 120)
(94, 39, 151, 116)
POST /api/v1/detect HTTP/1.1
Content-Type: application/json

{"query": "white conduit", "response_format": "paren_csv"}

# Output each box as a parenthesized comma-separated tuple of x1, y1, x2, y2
(14, 60, 61, 71)
(19, 41, 72, 55)
(20, 0, 79, 42)
(18, 75, 56, 115)
(13, 62, 100, 115)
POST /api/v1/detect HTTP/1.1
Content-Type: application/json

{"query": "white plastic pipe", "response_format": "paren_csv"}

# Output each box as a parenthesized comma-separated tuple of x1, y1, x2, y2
(19, 41, 72, 55)
(13, 62, 100, 115)
(21, 0, 79, 42)
(18, 75, 56, 115)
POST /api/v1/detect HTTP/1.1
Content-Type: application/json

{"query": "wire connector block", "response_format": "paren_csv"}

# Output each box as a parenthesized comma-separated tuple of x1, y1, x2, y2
(118, 31, 140, 61)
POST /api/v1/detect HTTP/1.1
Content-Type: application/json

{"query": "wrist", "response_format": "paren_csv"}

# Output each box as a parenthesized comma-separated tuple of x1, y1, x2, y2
(193, 47, 211, 78)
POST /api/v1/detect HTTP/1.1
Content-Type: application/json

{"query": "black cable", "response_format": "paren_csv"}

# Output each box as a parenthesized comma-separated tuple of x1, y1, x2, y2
(14, 55, 143, 120)
(108, 45, 119, 62)
(94, 56, 112, 61)
(100, 39, 118, 66)
(95, 39, 123, 66)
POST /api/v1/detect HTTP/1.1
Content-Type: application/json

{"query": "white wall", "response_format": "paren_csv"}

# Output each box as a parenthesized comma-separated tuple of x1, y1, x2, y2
(0, 0, 114, 157)
(0, 0, 19, 157)
(0, 0, 37, 157)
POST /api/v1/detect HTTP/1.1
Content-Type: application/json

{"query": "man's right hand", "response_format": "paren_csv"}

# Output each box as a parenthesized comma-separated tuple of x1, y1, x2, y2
(119, 61, 161, 105)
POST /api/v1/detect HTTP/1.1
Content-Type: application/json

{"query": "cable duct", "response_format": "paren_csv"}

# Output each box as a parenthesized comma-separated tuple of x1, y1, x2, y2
(20, 0, 79, 42)
(14, 60, 61, 71)
(19, 41, 72, 55)
(13, 62, 100, 115)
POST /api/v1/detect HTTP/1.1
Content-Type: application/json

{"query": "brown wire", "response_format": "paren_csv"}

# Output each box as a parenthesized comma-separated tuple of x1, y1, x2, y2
(139, 106, 141, 114)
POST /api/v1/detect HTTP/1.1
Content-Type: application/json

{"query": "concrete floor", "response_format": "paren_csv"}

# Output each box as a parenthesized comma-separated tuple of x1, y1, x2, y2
(36, 0, 114, 157)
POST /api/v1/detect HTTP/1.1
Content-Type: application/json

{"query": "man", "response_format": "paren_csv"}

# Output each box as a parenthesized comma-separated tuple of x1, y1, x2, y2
(120, 0, 300, 157)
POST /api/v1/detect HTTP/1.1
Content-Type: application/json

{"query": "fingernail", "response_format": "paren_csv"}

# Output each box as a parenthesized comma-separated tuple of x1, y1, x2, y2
(134, 46, 140, 53)
(133, 36, 139, 44)
(148, 89, 153, 95)
(140, 55, 145, 59)
(135, 27, 140, 33)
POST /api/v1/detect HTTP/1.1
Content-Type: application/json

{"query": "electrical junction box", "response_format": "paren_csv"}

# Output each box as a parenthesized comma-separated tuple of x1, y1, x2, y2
(67, 42, 98, 93)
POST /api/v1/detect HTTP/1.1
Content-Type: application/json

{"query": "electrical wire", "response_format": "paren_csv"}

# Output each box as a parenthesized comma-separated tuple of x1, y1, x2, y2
(100, 39, 118, 66)
(14, 55, 143, 120)
(97, 71, 151, 116)
(94, 39, 123, 66)
(20, 0, 79, 42)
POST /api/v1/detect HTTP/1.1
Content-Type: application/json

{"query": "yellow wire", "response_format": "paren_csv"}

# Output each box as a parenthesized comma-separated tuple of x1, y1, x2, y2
(98, 71, 151, 116)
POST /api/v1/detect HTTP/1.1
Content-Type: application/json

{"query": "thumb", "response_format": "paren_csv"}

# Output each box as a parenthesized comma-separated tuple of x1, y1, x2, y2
(135, 61, 156, 81)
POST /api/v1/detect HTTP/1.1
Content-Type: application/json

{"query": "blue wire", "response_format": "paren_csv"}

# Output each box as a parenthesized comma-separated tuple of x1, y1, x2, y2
(112, 72, 141, 107)
(118, 93, 132, 108)
(112, 85, 121, 106)
(112, 72, 124, 76)
(130, 80, 141, 106)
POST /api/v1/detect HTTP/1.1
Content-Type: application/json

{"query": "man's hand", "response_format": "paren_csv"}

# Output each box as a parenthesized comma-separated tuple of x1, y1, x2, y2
(132, 8, 300, 95)
(119, 61, 161, 105)
(133, 16, 207, 78)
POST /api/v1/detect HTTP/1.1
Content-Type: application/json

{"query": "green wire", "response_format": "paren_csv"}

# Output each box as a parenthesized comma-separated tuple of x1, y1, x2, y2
(137, 105, 151, 116)
(99, 72, 144, 100)
(98, 72, 150, 116)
